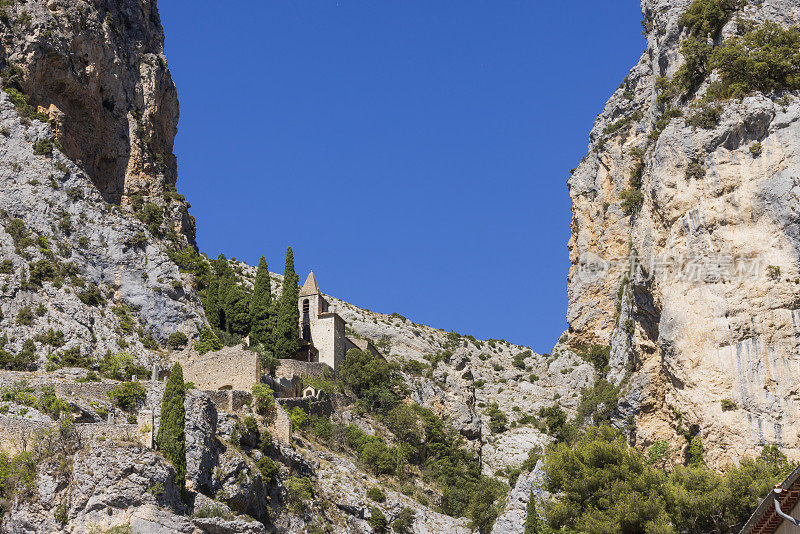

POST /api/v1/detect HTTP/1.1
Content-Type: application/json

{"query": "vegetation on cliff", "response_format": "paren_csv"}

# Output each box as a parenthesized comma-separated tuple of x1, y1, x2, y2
(543, 426, 792, 533)
(294, 347, 508, 533)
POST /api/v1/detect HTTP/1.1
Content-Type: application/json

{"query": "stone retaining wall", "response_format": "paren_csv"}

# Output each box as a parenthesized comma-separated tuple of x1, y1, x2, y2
(275, 360, 332, 382)
(0, 418, 148, 453)
(172, 346, 260, 391)
(200, 389, 252, 414)
(277, 395, 332, 418)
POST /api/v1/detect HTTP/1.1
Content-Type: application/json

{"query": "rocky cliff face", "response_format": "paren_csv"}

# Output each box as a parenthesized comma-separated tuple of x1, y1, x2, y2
(0, 0, 205, 370)
(0, 0, 192, 240)
(567, 0, 800, 467)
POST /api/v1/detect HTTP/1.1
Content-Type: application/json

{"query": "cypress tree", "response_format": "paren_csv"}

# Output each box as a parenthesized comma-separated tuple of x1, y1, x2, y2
(225, 283, 251, 337)
(249, 256, 273, 348)
(213, 255, 234, 331)
(157, 362, 186, 500)
(273, 247, 299, 358)
(524, 489, 541, 534)
(203, 276, 221, 329)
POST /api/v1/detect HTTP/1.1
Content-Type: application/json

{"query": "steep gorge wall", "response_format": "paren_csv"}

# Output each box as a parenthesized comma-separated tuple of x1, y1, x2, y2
(0, 0, 193, 241)
(567, 0, 800, 467)
(0, 0, 206, 366)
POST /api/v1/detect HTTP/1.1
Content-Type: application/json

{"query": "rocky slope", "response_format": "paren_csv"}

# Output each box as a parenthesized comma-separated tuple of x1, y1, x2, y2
(567, 0, 800, 467)
(231, 262, 592, 478)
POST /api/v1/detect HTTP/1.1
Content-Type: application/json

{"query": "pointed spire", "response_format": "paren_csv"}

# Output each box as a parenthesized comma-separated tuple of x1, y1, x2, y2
(299, 271, 320, 297)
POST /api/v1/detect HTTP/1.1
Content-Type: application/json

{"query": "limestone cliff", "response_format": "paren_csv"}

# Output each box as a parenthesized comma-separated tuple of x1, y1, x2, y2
(567, 0, 800, 467)
(0, 0, 192, 240)
(0, 0, 205, 369)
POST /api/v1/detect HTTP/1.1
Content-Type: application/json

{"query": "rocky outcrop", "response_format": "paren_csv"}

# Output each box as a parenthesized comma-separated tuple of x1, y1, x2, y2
(566, 0, 800, 466)
(185, 389, 218, 493)
(0, 0, 183, 213)
(0, 87, 204, 363)
(491, 468, 537, 534)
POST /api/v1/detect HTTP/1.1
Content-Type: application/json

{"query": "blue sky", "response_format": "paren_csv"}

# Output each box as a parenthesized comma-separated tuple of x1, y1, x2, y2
(158, 1, 643, 353)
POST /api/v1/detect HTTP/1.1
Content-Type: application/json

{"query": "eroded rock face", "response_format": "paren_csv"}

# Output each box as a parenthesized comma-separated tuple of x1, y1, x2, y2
(0, 0, 178, 203)
(0, 90, 204, 361)
(566, 0, 800, 466)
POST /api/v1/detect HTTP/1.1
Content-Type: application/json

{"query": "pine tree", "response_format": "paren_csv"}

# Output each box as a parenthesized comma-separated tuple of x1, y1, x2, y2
(249, 256, 273, 348)
(273, 247, 299, 358)
(157, 362, 186, 500)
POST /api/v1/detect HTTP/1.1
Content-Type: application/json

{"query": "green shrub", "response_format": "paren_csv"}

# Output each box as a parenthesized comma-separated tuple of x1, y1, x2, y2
(749, 142, 763, 157)
(252, 383, 276, 418)
(125, 232, 147, 248)
(194, 326, 222, 355)
(721, 398, 737, 411)
(5, 219, 32, 250)
(649, 107, 684, 142)
(538, 405, 568, 436)
(576, 378, 620, 424)
(685, 162, 706, 179)
(602, 109, 644, 137)
(112, 306, 136, 334)
(543, 425, 791, 532)
(28, 260, 56, 287)
(513, 349, 532, 369)
(254, 345, 279, 376)
(98, 351, 150, 380)
(578, 344, 611, 374)
(77, 284, 105, 306)
(108, 381, 146, 411)
(50, 346, 90, 369)
(619, 187, 643, 215)
(675, 36, 714, 95)
(360, 439, 396, 476)
(32, 138, 53, 157)
(687, 103, 722, 128)
(256, 456, 278, 484)
(35, 329, 65, 348)
(465, 477, 507, 533)
(193, 504, 231, 519)
(15, 306, 34, 325)
(289, 406, 308, 430)
(138, 203, 163, 235)
(66, 187, 83, 201)
(544, 426, 671, 532)
(368, 506, 387, 532)
(342, 347, 402, 413)
(37, 386, 70, 419)
(679, 0, 744, 39)
(402, 359, 429, 376)
(366, 486, 386, 502)
(486, 403, 508, 434)
(285, 476, 313, 513)
(393, 507, 415, 534)
(0, 346, 35, 371)
(709, 22, 800, 99)
(310, 414, 334, 441)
